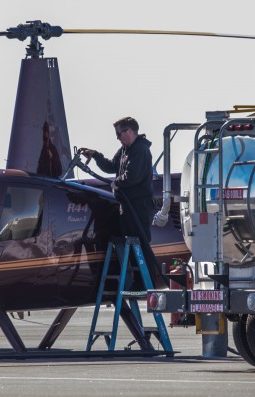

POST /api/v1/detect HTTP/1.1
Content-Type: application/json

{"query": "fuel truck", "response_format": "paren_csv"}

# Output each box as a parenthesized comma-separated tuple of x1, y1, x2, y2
(148, 109, 255, 366)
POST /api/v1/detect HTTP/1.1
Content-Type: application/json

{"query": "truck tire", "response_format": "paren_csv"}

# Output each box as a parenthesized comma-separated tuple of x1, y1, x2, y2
(246, 315, 255, 357)
(232, 314, 255, 366)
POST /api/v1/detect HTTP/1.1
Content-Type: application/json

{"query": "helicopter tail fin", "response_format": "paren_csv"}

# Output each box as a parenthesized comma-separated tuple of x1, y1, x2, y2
(7, 57, 74, 178)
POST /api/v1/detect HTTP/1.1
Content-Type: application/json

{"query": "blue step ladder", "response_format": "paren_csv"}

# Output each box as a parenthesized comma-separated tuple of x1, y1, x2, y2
(86, 236, 173, 354)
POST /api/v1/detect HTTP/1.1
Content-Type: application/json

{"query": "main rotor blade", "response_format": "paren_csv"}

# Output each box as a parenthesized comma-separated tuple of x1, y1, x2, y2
(63, 28, 255, 40)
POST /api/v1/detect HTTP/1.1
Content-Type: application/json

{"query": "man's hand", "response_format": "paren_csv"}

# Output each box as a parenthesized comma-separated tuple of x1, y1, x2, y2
(78, 148, 96, 164)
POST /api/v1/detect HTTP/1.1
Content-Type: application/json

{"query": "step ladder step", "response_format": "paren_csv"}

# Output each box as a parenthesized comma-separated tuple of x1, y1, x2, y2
(89, 331, 112, 348)
(92, 331, 112, 336)
(143, 327, 160, 333)
(233, 160, 255, 166)
(121, 291, 147, 298)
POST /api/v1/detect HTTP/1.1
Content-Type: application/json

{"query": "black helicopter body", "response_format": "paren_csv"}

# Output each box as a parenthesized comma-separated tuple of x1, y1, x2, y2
(0, 168, 188, 312)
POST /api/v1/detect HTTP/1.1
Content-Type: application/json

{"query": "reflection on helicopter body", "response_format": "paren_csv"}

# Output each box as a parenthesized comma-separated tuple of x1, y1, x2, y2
(37, 121, 62, 178)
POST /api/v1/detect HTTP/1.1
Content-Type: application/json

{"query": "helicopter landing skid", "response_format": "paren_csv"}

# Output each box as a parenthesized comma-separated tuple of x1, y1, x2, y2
(0, 310, 26, 353)
(0, 304, 169, 358)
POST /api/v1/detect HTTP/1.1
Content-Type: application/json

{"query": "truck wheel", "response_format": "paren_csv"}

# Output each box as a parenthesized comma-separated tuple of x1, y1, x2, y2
(246, 315, 255, 357)
(232, 314, 255, 366)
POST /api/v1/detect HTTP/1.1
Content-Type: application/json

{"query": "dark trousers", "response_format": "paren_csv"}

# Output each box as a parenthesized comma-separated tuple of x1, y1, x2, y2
(119, 196, 154, 243)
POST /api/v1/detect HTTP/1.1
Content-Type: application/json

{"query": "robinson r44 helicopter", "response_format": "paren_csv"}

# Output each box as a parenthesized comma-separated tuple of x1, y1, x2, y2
(0, 20, 192, 353)
(1, 21, 255, 363)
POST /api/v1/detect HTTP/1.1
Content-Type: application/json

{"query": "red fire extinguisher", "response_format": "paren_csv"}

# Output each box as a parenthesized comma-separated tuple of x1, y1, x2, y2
(167, 259, 194, 327)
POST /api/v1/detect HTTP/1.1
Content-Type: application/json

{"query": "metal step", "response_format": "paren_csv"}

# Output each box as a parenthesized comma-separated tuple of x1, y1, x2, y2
(233, 160, 255, 166)
(226, 215, 245, 220)
(196, 183, 220, 188)
(196, 148, 219, 153)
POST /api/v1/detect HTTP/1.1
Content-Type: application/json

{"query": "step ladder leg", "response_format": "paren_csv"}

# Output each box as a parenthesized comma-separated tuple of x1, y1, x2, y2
(132, 242, 174, 353)
(114, 241, 134, 290)
(131, 243, 155, 290)
(86, 242, 113, 351)
(108, 242, 130, 351)
(152, 312, 173, 352)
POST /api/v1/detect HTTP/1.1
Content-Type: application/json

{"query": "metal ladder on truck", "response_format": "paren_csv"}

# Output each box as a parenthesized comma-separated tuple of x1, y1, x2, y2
(86, 236, 173, 354)
(194, 116, 228, 284)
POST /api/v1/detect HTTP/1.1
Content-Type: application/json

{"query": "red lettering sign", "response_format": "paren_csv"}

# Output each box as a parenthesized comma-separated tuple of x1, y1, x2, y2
(190, 303, 224, 313)
(216, 188, 244, 200)
(191, 290, 223, 301)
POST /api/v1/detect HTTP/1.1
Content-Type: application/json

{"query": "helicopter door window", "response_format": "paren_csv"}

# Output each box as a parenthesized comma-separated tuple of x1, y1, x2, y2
(0, 186, 43, 241)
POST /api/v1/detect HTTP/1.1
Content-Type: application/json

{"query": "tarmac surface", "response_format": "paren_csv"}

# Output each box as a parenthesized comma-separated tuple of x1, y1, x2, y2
(0, 304, 254, 397)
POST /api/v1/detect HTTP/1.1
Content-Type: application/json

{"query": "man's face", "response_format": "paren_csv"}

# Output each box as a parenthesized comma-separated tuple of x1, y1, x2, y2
(115, 126, 136, 147)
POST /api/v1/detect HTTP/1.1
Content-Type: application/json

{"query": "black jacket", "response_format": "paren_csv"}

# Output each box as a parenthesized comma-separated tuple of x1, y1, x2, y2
(93, 134, 153, 200)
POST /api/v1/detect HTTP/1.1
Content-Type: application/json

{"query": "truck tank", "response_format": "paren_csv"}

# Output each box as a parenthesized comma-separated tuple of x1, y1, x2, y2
(180, 129, 255, 289)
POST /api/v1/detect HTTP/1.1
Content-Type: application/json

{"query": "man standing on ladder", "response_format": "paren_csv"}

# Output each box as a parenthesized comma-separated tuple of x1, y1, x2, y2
(80, 116, 154, 242)
(80, 118, 173, 354)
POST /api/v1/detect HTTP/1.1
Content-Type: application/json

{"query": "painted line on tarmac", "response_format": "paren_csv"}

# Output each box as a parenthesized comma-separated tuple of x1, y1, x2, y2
(0, 377, 255, 384)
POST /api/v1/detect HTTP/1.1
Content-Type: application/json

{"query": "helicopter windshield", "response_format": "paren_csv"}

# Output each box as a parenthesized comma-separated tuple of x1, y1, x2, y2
(0, 186, 43, 241)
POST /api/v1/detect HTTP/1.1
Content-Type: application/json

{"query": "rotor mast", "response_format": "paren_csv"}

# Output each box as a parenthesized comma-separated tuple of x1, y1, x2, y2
(1, 20, 63, 58)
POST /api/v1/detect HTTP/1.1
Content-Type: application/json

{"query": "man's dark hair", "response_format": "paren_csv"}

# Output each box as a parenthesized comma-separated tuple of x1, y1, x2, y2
(113, 117, 139, 133)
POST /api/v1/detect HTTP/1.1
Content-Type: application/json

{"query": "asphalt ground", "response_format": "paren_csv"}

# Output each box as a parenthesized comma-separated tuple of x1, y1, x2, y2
(0, 304, 254, 397)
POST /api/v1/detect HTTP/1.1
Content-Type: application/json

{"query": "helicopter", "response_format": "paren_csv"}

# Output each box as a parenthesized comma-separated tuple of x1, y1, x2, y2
(0, 21, 194, 352)
(1, 21, 255, 360)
